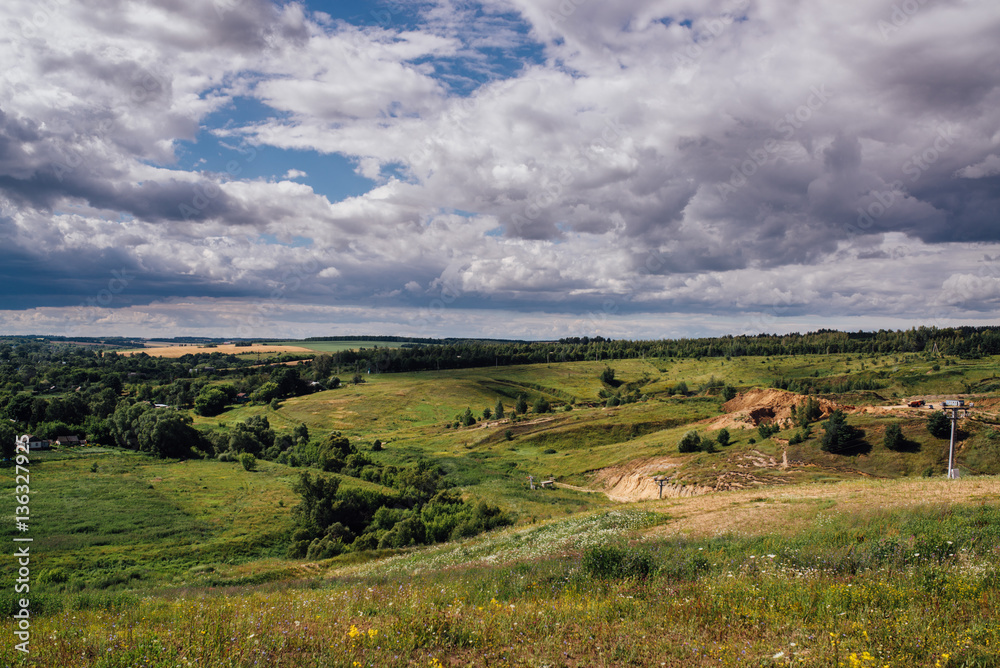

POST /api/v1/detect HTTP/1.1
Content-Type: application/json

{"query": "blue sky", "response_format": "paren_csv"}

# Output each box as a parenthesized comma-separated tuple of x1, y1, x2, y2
(0, 0, 998, 339)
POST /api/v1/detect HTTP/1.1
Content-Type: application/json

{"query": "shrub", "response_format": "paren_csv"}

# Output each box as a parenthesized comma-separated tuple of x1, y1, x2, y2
(722, 385, 737, 401)
(884, 423, 905, 451)
(678, 430, 701, 453)
(821, 410, 863, 453)
(240, 453, 257, 472)
(757, 422, 780, 439)
(533, 397, 550, 414)
(927, 411, 951, 439)
(717, 428, 730, 446)
(582, 544, 655, 580)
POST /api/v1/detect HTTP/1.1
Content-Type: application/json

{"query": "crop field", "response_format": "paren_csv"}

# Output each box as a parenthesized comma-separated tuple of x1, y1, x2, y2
(121, 343, 315, 357)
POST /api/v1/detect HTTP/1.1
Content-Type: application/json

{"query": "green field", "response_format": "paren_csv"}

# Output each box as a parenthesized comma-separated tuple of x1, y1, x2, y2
(265, 339, 415, 353)
(4, 351, 1000, 666)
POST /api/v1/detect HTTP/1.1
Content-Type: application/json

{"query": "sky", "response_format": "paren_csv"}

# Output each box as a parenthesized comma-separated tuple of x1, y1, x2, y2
(0, 0, 998, 341)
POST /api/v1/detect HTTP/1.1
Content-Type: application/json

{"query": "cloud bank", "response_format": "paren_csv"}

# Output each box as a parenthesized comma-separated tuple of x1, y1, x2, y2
(1, 0, 998, 338)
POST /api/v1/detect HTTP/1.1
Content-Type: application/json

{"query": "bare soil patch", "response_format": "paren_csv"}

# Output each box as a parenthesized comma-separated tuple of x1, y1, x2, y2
(589, 456, 711, 502)
(707, 388, 846, 431)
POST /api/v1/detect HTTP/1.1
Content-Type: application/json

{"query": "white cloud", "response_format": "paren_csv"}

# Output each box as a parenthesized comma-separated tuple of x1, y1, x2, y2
(956, 154, 1000, 179)
(1, 0, 999, 336)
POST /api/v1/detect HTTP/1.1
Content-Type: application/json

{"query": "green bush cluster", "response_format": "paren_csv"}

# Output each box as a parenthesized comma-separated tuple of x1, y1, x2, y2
(287, 460, 514, 560)
(582, 544, 655, 579)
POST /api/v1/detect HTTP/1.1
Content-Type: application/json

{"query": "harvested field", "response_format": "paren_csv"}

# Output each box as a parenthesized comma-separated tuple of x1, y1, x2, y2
(121, 343, 314, 357)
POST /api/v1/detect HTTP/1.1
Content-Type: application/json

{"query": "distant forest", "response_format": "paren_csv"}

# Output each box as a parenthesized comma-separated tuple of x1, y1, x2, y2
(322, 326, 1000, 374)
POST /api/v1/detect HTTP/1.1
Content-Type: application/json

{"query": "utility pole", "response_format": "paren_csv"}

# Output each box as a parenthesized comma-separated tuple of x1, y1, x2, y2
(942, 400, 971, 479)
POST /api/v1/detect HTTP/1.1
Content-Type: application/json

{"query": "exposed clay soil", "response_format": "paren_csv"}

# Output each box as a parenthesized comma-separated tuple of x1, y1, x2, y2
(706, 388, 847, 432)
(589, 457, 712, 502)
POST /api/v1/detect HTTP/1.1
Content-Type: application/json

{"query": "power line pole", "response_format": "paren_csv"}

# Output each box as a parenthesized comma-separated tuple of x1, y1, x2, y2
(942, 400, 971, 479)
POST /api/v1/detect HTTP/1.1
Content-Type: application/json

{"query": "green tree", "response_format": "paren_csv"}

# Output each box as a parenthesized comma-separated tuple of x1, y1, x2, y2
(678, 430, 701, 453)
(134, 410, 200, 458)
(461, 407, 476, 427)
(494, 399, 504, 420)
(927, 411, 951, 439)
(600, 366, 616, 385)
(797, 397, 822, 427)
(722, 385, 737, 402)
(482, 407, 492, 420)
(194, 387, 229, 417)
(88, 387, 120, 419)
(251, 382, 280, 404)
(0, 422, 17, 461)
(515, 394, 528, 415)
(717, 428, 730, 446)
(532, 397, 550, 414)
(757, 422, 780, 440)
(821, 410, 862, 454)
(884, 422, 905, 451)
(240, 453, 257, 471)
(293, 422, 310, 445)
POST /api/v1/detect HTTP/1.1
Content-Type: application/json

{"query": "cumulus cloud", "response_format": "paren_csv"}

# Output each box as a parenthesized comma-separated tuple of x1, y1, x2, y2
(1, 0, 998, 337)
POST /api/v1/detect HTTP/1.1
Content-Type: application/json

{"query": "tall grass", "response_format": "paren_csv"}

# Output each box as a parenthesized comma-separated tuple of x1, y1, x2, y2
(4, 500, 999, 667)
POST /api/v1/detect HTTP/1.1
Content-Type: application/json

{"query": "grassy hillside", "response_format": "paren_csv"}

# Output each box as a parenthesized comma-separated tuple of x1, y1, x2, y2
(4, 475, 1000, 667)
(4, 351, 1000, 666)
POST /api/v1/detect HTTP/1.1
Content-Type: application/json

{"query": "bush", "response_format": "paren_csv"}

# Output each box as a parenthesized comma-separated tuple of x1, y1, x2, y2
(884, 423, 905, 451)
(533, 397, 550, 414)
(717, 428, 730, 446)
(757, 422, 780, 439)
(722, 385, 737, 402)
(372, 439, 383, 452)
(821, 410, 863, 454)
(240, 453, 257, 472)
(678, 430, 701, 453)
(582, 544, 655, 580)
(927, 411, 951, 439)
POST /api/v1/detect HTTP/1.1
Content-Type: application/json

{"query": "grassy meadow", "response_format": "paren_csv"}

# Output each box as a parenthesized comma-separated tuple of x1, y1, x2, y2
(4, 351, 1000, 666)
